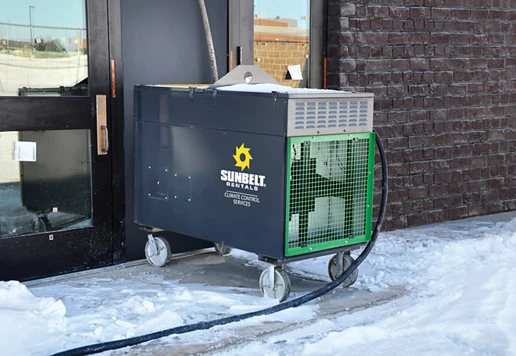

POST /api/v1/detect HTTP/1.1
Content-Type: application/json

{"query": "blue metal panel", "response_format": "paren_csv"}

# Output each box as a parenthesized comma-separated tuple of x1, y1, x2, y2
(136, 86, 288, 136)
(134, 120, 287, 259)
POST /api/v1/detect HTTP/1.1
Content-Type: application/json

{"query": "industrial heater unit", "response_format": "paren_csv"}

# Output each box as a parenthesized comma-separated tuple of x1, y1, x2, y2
(134, 66, 376, 301)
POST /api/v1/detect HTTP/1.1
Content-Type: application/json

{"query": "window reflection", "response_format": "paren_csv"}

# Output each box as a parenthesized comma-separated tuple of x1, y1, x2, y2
(0, 130, 92, 238)
(253, 0, 310, 88)
(0, 0, 88, 97)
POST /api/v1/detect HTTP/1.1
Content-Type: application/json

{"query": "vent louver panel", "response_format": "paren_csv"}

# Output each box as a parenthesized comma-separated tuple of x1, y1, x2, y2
(287, 97, 373, 136)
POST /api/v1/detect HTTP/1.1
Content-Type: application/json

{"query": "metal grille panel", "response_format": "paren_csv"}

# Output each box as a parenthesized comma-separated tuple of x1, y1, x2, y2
(285, 133, 375, 257)
(287, 97, 374, 137)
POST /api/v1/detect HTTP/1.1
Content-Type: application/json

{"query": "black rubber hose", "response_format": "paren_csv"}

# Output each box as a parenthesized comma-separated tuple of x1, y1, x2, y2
(51, 131, 388, 356)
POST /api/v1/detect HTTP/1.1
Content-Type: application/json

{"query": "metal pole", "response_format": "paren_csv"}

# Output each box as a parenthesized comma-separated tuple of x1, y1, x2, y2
(29, 6, 35, 52)
(198, 0, 218, 82)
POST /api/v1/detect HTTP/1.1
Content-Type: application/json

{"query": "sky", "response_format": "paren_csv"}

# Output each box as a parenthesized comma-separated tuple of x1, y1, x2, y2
(254, 0, 310, 29)
(0, 0, 86, 28)
(0, 0, 86, 43)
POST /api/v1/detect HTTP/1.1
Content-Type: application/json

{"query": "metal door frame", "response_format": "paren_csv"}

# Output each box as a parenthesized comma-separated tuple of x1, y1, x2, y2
(228, 0, 326, 88)
(0, 0, 121, 281)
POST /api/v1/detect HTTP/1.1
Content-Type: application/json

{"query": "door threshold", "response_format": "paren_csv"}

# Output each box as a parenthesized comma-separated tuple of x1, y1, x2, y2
(25, 248, 214, 287)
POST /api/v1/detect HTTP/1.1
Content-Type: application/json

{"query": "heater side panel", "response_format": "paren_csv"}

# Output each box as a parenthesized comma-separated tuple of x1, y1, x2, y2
(284, 132, 375, 257)
(134, 121, 288, 260)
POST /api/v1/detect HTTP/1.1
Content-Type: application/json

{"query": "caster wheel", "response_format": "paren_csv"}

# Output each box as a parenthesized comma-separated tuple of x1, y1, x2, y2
(145, 236, 172, 267)
(214, 242, 232, 256)
(259, 268, 291, 302)
(328, 253, 358, 288)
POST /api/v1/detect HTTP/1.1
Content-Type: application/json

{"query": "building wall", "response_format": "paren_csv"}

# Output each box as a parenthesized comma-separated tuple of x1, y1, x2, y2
(254, 19, 310, 87)
(327, 1, 516, 230)
(0, 132, 19, 183)
(254, 41, 309, 87)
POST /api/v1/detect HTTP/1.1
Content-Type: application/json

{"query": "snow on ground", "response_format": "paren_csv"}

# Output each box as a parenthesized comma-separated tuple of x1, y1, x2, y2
(3, 273, 317, 356)
(0, 281, 67, 355)
(0, 216, 515, 356)
(222, 218, 516, 356)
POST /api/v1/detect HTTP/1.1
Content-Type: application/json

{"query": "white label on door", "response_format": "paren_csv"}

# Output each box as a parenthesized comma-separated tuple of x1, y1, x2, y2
(12, 141, 37, 162)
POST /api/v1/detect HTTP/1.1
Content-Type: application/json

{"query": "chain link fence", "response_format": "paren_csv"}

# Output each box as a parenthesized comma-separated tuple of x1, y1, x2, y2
(0, 22, 87, 96)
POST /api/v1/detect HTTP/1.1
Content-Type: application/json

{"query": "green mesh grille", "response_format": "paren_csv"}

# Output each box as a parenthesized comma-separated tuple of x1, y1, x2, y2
(285, 133, 375, 257)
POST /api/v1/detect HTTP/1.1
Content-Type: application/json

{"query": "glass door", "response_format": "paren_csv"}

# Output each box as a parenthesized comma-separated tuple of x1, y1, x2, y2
(0, 0, 114, 281)
(253, 0, 311, 87)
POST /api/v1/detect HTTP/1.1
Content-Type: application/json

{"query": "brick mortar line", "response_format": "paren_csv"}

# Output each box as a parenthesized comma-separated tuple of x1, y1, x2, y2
(331, 19, 516, 22)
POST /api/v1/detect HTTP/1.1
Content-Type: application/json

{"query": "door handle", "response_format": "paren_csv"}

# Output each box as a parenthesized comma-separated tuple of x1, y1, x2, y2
(101, 125, 109, 153)
(96, 95, 108, 155)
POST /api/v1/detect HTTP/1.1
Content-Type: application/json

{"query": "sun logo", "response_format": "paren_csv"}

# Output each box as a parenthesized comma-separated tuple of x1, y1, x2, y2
(233, 143, 253, 171)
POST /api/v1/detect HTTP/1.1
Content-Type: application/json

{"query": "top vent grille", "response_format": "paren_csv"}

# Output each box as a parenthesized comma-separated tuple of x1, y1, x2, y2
(287, 98, 373, 136)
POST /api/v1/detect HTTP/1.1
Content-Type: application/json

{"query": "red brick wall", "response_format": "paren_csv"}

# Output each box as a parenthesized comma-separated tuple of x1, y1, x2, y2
(327, 1, 516, 230)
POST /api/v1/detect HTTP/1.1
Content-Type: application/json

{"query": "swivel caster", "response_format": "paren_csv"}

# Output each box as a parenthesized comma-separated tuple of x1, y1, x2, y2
(144, 234, 172, 267)
(259, 265, 291, 302)
(328, 252, 358, 288)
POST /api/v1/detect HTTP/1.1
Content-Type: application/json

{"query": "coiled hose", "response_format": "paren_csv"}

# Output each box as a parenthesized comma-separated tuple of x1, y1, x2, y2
(51, 131, 388, 356)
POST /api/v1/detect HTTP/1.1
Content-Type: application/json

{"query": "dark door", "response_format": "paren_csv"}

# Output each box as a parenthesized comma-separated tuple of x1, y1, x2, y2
(0, 0, 115, 281)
